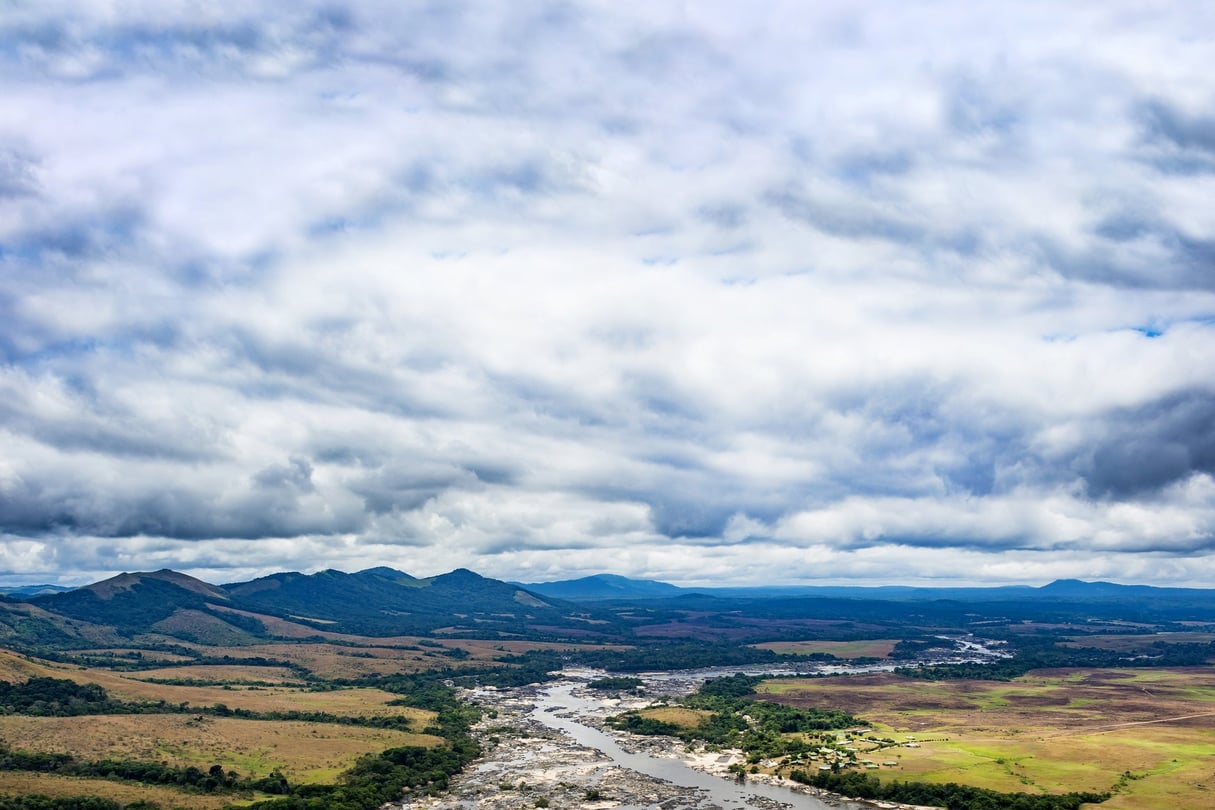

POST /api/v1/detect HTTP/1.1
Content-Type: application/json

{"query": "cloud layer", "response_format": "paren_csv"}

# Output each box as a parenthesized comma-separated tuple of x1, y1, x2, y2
(2, 1, 1214, 586)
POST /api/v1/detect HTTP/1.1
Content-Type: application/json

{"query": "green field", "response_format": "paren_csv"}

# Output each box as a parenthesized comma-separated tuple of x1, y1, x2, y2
(750, 639, 899, 658)
(758, 668, 1215, 809)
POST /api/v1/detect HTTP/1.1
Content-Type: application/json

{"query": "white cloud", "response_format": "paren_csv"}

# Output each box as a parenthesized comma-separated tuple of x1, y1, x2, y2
(1, 1, 1213, 586)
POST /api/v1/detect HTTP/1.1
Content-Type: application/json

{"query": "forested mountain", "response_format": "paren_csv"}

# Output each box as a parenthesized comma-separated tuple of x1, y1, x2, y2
(224, 566, 585, 636)
(2, 567, 1212, 655)
(16, 566, 599, 643)
(521, 573, 684, 601)
(522, 574, 1215, 607)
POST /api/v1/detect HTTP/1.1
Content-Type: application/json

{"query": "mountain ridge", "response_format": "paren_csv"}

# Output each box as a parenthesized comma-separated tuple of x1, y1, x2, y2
(16, 566, 593, 643)
(520, 574, 1215, 602)
(3, 566, 1214, 654)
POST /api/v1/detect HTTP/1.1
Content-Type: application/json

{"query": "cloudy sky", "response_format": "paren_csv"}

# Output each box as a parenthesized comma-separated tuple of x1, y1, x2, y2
(2, 1, 1214, 588)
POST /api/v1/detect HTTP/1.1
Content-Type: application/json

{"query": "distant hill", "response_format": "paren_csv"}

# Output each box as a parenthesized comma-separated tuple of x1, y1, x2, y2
(521, 574, 685, 601)
(0, 584, 73, 599)
(223, 566, 593, 637)
(1036, 578, 1215, 603)
(30, 569, 251, 643)
(0, 598, 121, 649)
(84, 569, 230, 602)
(4, 567, 1212, 653)
(14, 566, 607, 644)
(357, 566, 420, 584)
(519, 573, 1215, 607)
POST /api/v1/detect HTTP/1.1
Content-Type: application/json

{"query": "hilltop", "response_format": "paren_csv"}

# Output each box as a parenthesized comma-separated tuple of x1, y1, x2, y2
(5, 567, 598, 650)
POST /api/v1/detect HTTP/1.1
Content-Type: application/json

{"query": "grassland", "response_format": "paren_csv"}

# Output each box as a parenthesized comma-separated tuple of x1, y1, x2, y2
(0, 714, 441, 783)
(129, 664, 304, 683)
(0, 647, 438, 716)
(758, 668, 1215, 809)
(0, 773, 236, 809)
(636, 706, 714, 730)
(0, 605, 633, 810)
(33, 672, 425, 717)
(750, 639, 899, 658)
(0, 644, 456, 808)
(1059, 632, 1215, 652)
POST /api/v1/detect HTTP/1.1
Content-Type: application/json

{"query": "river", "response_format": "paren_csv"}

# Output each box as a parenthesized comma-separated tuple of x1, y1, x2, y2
(401, 645, 1010, 810)
(531, 681, 868, 810)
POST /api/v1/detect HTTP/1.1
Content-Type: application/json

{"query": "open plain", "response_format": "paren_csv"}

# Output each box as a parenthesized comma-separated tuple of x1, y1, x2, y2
(758, 668, 1215, 810)
(0, 713, 441, 783)
(0, 773, 234, 810)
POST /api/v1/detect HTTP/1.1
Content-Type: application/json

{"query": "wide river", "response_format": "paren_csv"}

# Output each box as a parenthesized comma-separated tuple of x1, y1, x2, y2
(530, 681, 869, 810)
(438, 643, 1006, 809)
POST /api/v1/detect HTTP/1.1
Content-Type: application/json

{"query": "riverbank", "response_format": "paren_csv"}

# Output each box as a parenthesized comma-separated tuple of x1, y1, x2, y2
(398, 681, 727, 810)
(395, 675, 938, 810)
(567, 682, 937, 810)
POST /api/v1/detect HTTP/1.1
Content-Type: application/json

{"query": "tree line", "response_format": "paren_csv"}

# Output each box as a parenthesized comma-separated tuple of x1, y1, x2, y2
(898, 639, 1215, 681)
(789, 768, 1109, 810)
(0, 743, 287, 795)
(0, 671, 482, 810)
(608, 672, 858, 761)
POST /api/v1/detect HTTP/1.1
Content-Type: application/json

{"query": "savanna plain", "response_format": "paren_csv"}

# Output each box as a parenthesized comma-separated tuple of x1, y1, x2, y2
(1, 569, 1213, 810)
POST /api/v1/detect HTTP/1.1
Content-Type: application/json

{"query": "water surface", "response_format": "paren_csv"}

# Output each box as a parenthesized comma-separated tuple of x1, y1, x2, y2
(531, 682, 866, 810)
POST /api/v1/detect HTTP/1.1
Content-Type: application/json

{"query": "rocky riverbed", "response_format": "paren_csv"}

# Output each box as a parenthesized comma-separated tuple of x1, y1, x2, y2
(394, 674, 935, 810)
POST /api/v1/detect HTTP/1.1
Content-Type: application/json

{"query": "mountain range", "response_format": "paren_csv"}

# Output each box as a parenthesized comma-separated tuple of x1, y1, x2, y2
(518, 574, 1215, 604)
(0, 566, 591, 649)
(2, 568, 1213, 655)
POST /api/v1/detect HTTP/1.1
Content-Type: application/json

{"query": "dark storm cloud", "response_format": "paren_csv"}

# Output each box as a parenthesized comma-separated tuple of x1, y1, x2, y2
(253, 456, 315, 492)
(1042, 217, 1215, 292)
(216, 327, 450, 419)
(349, 462, 483, 515)
(0, 456, 364, 541)
(1136, 97, 1215, 173)
(1081, 390, 1215, 498)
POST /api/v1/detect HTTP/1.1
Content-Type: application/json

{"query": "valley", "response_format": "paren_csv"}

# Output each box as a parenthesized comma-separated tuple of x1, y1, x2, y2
(0, 567, 1212, 810)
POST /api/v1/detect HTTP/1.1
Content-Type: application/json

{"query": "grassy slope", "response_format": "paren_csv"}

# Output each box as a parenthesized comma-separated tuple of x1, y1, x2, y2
(0, 644, 454, 808)
(0, 773, 236, 810)
(0, 714, 441, 783)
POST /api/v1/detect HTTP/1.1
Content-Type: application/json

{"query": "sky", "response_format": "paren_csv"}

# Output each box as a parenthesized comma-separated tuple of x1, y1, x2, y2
(1, 1, 1214, 589)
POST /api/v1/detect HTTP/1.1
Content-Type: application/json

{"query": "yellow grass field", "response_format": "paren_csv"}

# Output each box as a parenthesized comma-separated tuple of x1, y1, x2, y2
(70, 648, 198, 663)
(177, 636, 622, 679)
(759, 668, 1215, 810)
(174, 641, 444, 679)
(0, 651, 433, 719)
(0, 772, 236, 809)
(0, 647, 451, 806)
(0, 714, 442, 783)
(92, 674, 431, 719)
(0, 649, 57, 682)
(637, 706, 714, 730)
(130, 664, 304, 684)
(750, 639, 899, 659)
